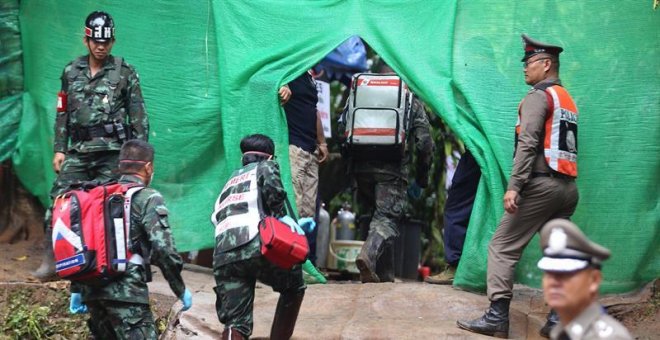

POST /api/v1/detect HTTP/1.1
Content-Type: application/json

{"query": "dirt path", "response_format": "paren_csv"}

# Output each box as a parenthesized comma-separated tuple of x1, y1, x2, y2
(0, 234, 45, 283)
(1, 238, 657, 339)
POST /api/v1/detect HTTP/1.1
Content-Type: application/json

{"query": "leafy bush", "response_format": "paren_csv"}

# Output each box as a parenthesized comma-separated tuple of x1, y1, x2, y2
(0, 287, 88, 340)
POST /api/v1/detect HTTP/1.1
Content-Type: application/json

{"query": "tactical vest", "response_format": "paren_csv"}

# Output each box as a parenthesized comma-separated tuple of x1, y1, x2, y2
(66, 56, 123, 124)
(211, 162, 262, 252)
(515, 83, 578, 177)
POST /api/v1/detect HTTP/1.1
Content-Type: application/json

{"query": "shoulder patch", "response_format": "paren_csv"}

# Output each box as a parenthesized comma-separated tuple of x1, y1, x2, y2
(155, 205, 169, 216)
(136, 188, 163, 203)
(595, 319, 614, 338)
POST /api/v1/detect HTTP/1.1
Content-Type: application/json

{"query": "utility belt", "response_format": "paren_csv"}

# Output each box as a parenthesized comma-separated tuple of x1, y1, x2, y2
(70, 122, 132, 143)
(532, 172, 575, 181)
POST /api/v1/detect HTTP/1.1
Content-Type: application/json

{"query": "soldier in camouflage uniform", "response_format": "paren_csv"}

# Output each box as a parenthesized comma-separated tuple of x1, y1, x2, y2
(211, 134, 306, 340)
(33, 11, 149, 279)
(339, 64, 434, 283)
(69, 140, 192, 339)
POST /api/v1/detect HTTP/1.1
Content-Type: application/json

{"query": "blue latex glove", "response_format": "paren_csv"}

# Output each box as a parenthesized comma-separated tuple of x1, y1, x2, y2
(69, 293, 88, 314)
(407, 180, 422, 200)
(297, 217, 316, 234)
(279, 215, 305, 235)
(180, 289, 193, 311)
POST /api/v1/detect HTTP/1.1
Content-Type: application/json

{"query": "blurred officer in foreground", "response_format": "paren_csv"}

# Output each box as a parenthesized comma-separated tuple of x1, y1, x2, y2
(537, 219, 632, 340)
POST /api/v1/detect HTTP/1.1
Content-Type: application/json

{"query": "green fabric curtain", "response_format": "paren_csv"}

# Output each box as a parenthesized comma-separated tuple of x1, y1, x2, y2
(10, 0, 659, 294)
(0, 0, 22, 161)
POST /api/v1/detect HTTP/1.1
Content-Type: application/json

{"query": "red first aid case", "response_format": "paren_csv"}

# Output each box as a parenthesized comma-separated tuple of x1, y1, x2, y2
(259, 216, 309, 270)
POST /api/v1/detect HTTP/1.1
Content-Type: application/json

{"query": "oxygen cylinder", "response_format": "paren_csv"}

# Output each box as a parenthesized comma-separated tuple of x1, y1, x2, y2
(315, 203, 330, 268)
(336, 202, 356, 240)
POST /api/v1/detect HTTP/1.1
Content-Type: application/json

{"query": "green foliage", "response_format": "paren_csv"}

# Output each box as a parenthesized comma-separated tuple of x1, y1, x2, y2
(151, 296, 175, 335)
(406, 104, 463, 271)
(2, 303, 49, 339)
(0, 287, 88, 340)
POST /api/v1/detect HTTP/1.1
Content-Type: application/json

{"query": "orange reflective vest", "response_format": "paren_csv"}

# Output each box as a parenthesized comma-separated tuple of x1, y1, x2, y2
(516, 84, 578, 177)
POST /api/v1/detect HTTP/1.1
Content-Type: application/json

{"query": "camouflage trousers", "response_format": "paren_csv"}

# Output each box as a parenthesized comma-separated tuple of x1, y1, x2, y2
(86, 300, 157, 340)
(289, 145, 318, 218)
(213, 255, 306, 337)
(50, 150, 120, 198)
(355, 173, 406, 240)
(45, 151, 119, 230)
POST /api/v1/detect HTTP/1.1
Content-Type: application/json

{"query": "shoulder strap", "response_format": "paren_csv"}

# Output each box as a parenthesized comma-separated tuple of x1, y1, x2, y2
(123, 185, 145, 250)
(254, 162, 297, 220)
(109, 56, 123, 84)
(105, 56, 124, 120)
(533, 81, 559, 92)
(283, 195, 298, 220)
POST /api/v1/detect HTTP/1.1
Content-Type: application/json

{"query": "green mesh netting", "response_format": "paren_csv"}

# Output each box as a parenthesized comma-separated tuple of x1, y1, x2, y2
(9, 0, 659, 293)
(0, 0, 22, 161)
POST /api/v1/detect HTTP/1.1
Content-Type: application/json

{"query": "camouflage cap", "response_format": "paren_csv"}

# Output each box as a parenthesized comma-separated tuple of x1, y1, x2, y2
(537, 219, 611, 272)
(521, 34, 563, 61)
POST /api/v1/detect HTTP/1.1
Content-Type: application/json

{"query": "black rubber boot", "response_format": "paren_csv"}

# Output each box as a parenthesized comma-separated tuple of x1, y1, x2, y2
(221, 328, 246, 340)
(539, 309, 559, 338)
(375, 242, 395, 282)
(456, 299, 510, 338)
(269, 290, 305, 340)
(355, 232, 387, 283)
(31, 227, 57, 281)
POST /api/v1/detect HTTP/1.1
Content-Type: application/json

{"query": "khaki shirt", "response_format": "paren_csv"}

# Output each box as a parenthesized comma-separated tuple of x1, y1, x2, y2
(551, 302, 633, 340)
(507, 78, 560, 192)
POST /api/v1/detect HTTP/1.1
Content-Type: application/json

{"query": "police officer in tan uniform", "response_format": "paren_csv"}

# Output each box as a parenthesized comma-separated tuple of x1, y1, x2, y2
(457, 34, 579, 338)
(538, 219, 633, 340)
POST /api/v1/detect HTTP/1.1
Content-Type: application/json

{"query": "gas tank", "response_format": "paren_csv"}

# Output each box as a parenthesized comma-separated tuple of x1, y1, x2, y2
(335, 203, 356, 241)
(315, 203, 330, 268)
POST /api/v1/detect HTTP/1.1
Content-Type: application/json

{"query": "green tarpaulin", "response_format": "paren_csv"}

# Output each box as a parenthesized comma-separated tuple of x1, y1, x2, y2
(0, 0, 22, 161)
(5, 0, 658, 294)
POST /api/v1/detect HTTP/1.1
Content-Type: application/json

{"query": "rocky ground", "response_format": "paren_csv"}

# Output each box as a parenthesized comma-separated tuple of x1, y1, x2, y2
(1, 236, 657, 339)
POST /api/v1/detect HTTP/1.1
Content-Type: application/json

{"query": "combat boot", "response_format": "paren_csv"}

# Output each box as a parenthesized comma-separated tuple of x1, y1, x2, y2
(31, 228, 57, 281)
(457, 299, 510, 338)
(424, 264, 456, 285)
(375, 242, 395, 282)
(355, 232, 387, 283)
(539, 309, 559, 338)
(270, 290, 305, 340)
(221, 328, 245, 340)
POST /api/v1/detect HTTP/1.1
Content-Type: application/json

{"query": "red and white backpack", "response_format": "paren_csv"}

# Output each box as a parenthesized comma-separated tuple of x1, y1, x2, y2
(342, 73, 412, 161)
(51, 182, 144, 284)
